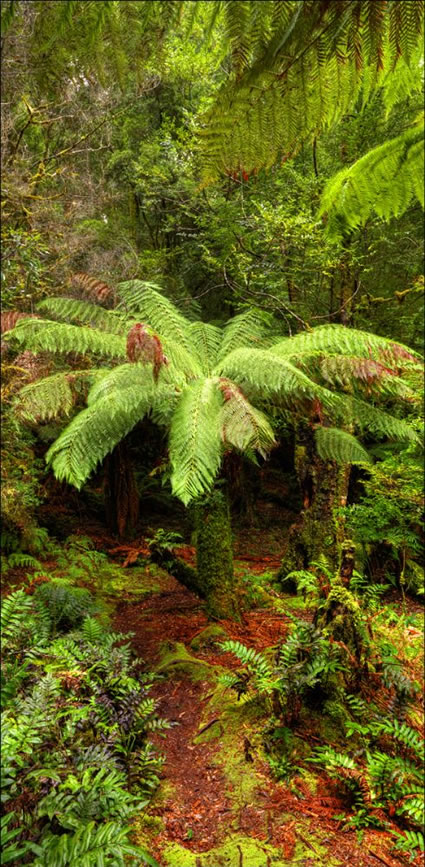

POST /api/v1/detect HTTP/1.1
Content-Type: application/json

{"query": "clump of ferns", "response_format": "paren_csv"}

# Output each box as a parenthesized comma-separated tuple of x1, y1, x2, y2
(1, 586, 165, 865)
(219, 618, 349, 727)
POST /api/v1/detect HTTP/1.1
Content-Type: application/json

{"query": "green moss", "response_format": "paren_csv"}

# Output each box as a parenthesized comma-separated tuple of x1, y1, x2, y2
(195, 488, 241, 620)
(190, 624, 228, 651)
(162, 830, 342, 866)
(155, 642, 218, 681)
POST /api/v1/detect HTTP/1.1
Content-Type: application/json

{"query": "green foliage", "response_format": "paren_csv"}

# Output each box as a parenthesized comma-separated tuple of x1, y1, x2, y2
(344, 442, 424, 592)
(1, 586, 163, 866)
(320, 120, 425, 240)
(315, 427, 372, 466)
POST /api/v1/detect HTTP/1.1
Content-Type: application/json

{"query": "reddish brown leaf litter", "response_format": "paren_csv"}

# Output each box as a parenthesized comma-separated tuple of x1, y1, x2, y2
(112, 573, 418, 867)
(148, 677, 234, 854)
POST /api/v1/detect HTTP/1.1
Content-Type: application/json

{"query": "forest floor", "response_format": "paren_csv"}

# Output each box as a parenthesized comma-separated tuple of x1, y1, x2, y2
(3, 498, 423, 867)
(97, 519, 422, 867)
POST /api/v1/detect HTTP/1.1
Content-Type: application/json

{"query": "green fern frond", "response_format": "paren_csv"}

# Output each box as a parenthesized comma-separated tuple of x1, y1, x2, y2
(220, 639, 273, 678)
(117, 281, 192, 351)
(32, 821, 158, 867)
(338, 395, 419, 444)
(272, 324, 422, 365)
(315, 427, 372, 465)
(220, 381, 276, 457)
(188, 321, 222, 374)
(37, 297, 126, 333)
(15, 370, 99, 422)
(214, 347, 338, 409)
(46, 386, 157, 488)
(86, 364, 160, 405)
(6, 318, 126, 359)
(169, 378, 224, 505)
(217, 309, 273, 362)
(1, 590, 34, 646)
(319, 120, 425, 240)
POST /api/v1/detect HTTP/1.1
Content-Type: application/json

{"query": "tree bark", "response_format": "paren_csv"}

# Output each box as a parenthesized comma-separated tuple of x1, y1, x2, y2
(278, 422, 350, 584)
(194, 486, 241, 620)
(103, 441, 139, 539)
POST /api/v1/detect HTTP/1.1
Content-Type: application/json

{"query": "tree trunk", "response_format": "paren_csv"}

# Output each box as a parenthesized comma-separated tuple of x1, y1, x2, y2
(194, 487, 241, 620)
(278, 422, 350, 584)
(104, 441, 139, 539)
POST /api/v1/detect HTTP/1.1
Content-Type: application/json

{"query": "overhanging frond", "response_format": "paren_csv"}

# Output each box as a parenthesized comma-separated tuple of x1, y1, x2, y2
(319, 120, 425, 240)
(315, 427, 372, 465)
(5, 318, 126, 359)
(46, 386, 157, 488)
(15, 370, 100, 422)
(219, 379, 276, 457)
(169, 378, 224, 505)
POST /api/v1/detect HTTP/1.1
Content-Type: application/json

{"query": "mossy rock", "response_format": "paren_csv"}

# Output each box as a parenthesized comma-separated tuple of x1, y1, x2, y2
(155, 642, 218, 682)
(190, 624, 228, 651)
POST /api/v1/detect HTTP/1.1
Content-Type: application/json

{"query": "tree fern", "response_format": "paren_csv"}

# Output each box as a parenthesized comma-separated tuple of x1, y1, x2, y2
(169, 378, 224, 505)
(315, 427, 372, 465)
(319, 119, 425, 240)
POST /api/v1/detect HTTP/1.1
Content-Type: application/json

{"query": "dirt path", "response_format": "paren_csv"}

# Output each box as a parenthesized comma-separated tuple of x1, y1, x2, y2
(112, 565, 413, 867)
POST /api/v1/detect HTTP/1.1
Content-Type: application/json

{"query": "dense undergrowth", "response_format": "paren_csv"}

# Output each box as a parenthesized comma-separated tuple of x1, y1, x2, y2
(1, 551, 168, 866)
(1, 529, 424, 865)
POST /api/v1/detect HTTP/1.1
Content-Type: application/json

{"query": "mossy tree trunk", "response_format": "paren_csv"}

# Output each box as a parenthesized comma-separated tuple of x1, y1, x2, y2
(194, 486, 241, 620)
(104, 441, 139, 539)
(278, 421, 350, 583)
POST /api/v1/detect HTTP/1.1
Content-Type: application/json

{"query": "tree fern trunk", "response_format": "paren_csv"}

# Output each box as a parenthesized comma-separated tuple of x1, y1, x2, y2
(104, 441, 139, 539)
(194, 486, 241, 620)
(278, 422, 350, 582)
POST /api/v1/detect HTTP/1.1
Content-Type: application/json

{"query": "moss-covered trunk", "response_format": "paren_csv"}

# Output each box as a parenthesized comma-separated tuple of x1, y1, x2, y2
(104, 441, 139, 539)
(194, 487, 241, 620)
(278, 422, 350, 583)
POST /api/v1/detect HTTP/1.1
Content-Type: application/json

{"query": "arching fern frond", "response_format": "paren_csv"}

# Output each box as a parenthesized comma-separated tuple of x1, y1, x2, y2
(319, 120, 425, 240)
(86, 364, 158, 405)
(15, 370, 99, 422)
(219, 379, 276, 457)
(46, 386, 157, 488)
(169, 378, 224, 505)
(315, 427, 372, 465)
(117, 281, 192, 351)
(272, 324, 421, 365)
(37, 297, 127, 334)
(5, 319, 126, 359)
(214, 347, 337, 410)
(334, 395, 419, 444)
